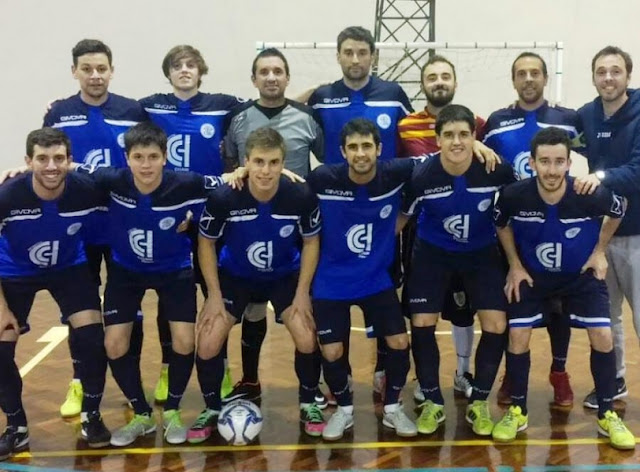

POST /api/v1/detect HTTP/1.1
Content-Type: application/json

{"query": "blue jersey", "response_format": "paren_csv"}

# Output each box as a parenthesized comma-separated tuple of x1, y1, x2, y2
(43, 93, 147, 168)
(405, 157, 516, 251)
(483, 102, 582, 178)
(308, 76, 412, 164)
(0, 173, 107, 277)
(199, 179, 321, 281)
(307, 159, 414, 299)
(79, 167, 222, 273)
(494, 177, 625, 273)
(140, 92, 243, 175)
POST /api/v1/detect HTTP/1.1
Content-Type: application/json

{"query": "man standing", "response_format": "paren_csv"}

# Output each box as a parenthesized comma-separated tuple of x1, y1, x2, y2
(574, 45, 640, 409)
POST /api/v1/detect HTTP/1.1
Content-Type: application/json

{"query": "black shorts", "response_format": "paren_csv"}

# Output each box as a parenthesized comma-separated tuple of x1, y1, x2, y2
(407, 239, 507, 315)
(508, 271, 610, 329)
(85, 244, 112, 286)
(313, 289, 408, 345)
(219, 269, 298, 323)
(3, 264, 101, 333)
(103, 263, 196, 326)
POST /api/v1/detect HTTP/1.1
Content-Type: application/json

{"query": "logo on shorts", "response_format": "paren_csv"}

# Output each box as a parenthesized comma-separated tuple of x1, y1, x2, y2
(279, 224, 295, 238)
(611, 193, 624, 216)
(536, 242, 562, 270)
(514, 151, 534, 178)
(346, 223, 372, 258)
(477, 199, 492, 212)
(380, 204, 393, 219)
(84, 148, 112, 168)
(565, 227, 581, 239)
(167, 134, 191, 169)
(376, 113, 391, 129)
(159, 217, 176, 230)
(200, 123, 215, 139)
(453, 291, 466, 307)
(129, 229, 153, 262)
(67, 222, 82, 235)
(443, 214, 469, 242)
(247, 241, 273, 271)
(28, 241, 59, 267)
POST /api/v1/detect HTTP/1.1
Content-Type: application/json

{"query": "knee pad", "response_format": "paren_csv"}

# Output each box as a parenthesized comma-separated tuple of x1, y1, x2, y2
(243, 303, 268, 322)
(73, 323, 105, 355)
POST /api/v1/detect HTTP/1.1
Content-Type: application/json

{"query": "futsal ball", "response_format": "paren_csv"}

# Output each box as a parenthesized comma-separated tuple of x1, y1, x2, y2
(217, 399, 263, 445)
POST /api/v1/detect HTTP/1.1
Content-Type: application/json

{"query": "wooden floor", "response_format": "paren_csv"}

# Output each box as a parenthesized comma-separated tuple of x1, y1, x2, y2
(3, 287, 640, 472)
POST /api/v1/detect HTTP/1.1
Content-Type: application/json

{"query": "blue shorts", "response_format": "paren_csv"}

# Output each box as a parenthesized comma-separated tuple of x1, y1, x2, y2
(407, 239, 507, 315)
(508, 271, 610, 329)
(313, 289, 408, 345)
(219, 269, 298, 323)
(103, 263, 196, 326)
(3, 264, 101, 333)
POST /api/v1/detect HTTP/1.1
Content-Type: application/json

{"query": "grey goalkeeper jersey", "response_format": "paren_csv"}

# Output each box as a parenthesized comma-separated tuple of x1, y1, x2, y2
(224, 99, 324, 177)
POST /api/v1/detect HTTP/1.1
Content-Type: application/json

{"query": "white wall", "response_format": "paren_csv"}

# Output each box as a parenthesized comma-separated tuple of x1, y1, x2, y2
(0, 0, 638, 165)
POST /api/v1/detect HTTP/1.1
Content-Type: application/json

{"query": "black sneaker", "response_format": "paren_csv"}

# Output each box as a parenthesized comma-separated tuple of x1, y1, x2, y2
(0, 425, 29, 461)
(583, 377, 629, 409)
(221, 381, 261, 404)
(81, 412, 111, 448)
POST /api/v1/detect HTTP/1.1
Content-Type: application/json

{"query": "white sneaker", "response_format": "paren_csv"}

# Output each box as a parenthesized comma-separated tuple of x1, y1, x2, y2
(322, 408, 354, 441)
(454, 371, 473, 398)
(382, 406, 417, 437)
(413, 382, 425, 403)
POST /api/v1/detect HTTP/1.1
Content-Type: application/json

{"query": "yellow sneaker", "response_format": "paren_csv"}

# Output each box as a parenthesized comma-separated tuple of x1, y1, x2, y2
(416, 400, 445, 434)
(465, 400, 494, 436)
(154, 365, 169, 403)
(221, 367, 233, 399)
(597, 410, 636, 450)
(60, 380, 83, 418)
(492, 405, 528, 442)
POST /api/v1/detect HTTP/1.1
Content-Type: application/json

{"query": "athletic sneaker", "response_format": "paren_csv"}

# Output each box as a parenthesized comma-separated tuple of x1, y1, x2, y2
(492, 405, 528, 442)
(583, 377, 628, 409)
(497, 374, 512, 405)
(416, 400, 446, 435)
(163, 409, 187, 444)
(300, 403, 326, 437)
(60, 380, 83, 418)
(382, 406, 417, 437)
(373, 370, 386, 395)
(0, 426, 29, 461)
(322, 408, 354, 441)
(81, 412, 111, 448)
(187, 409, 219, 444)
(597, 410, 636, 450)
(413, 382, 425, 403)
(222, 380, 261, 403)
(314, 389, 329, 410)
(454, 371, 474, 398)
(153, 365, 169, 403)
(548, 370, 573, 406)
(221, 367, 233, 399)
(110, 413, 156, 447)
(465, 400, 494, 436)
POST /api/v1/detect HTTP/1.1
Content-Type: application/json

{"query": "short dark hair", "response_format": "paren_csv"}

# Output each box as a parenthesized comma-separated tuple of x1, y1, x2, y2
(511, 52, 548, 80)
(26, 128, 71, 158)
(530, 127, 572, 159)
(340, 118, 381, 147)
(591, 45, 633, 75)
(162, 45, 209, 88)
(421, 54, 457, 81)
(252, 48, 290, 77)
(245, 127, 286, 159)
(435, 104, 476, 135)
(124, 122, 167, 154)
(337, 26, 375, 54)
(72, 39, 112, 67)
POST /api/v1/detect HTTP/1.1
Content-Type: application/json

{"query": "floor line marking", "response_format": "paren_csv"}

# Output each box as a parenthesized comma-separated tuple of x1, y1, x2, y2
(19, 326, 68, 377)
(0, 463, 88, 472)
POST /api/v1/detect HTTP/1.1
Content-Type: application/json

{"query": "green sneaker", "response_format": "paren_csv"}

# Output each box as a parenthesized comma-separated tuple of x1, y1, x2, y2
(416, 400, 445, 435)
(163, 409, 187, 445)
(597, 410, 636, 450)
(154, 365, 169, 403)
(60, 380, 83, 418)
(221, 367, 233, 399)
(492, 405, 528, 442)
(466, 400, 494, 436)
(110, 413, 156, 447)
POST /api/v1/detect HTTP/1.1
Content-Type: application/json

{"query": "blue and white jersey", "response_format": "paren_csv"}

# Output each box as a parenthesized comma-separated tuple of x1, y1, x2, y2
(43, 93, 147, 168)
(405, 157, 516, 251)
(494, 177, 625, 274)
(0, 173, 107, 277)
(308, 76, 412, 164)
(140, 92, 243, 175)
(79, 166, 222, 273)
(483, 102, 582, 178)
(199, 179, 321, 281)
(307, 159, 414, 299)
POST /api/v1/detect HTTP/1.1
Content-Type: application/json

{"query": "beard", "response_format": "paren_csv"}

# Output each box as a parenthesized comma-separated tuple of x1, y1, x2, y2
(426, 88, 454, 108)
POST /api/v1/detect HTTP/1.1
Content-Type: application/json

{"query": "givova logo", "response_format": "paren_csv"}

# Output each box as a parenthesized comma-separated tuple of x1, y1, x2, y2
(443, 215, 469, 241)
(536, 242, 562, 270)
(129, 229, 153, 261)
(84, 149, 112, 167)
(247, 241, 273, 270)
(28, 241, 59, 267)
(513, 151, 534, 178)
(168, 134, 191, 168)
(346, 223, 372, 258)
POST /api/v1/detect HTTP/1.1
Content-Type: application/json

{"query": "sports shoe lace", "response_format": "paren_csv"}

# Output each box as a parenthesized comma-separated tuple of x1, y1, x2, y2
(305, 404, 324, 423)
